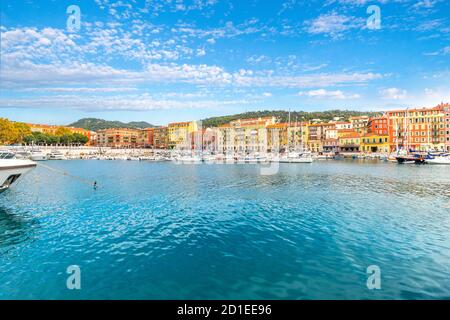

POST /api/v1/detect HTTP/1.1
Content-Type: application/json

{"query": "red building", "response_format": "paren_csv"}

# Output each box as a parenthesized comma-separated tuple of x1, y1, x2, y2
(139, 128, 154, 148)
(368, 116, 389, 136)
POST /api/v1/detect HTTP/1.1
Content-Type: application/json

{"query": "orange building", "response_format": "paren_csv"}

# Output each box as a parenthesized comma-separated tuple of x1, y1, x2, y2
(138, 128, 154, 148)
(96, 128, 140, 148)
(385, 105, 446, 151)
(368, 116, 389, 136)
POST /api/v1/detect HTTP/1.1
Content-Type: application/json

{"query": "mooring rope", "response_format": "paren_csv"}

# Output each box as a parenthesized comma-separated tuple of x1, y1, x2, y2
(37, 162, 98, 188)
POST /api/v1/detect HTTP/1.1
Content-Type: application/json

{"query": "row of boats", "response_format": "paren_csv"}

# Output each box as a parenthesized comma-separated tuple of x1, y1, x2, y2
(171, 152, 314, 164)
(390, 151, 450, 165)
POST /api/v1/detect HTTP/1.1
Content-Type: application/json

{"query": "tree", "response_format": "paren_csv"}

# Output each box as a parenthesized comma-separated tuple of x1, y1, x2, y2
(0, 118, 19, 145)
(72, 133, 89, 145)
(55, 126, 72, 136)
(14, 122, 32, 143)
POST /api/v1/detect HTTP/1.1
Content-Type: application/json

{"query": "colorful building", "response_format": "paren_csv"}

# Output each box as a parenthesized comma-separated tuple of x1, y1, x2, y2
(153, 126, 169, 149)
(267, 123, 288, 152)
(287, 122, 309, 151)
(217, 117, 276, 154)
(386, 105, 446, 152)
(349, 116, 370, 135)
(368, 116, 389, 136)
(361, 133, 390, 153)
(443, 103, 450, 152)
(138, 128, 154, 148)
(308, 123, 335, 152)
(96, 128, 140, 148)
(339, 132, 361, 153)
(168, 121, 199, 149)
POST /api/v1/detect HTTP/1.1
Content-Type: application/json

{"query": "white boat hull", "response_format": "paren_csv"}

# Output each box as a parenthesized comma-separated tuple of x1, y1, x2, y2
(0, 159, 37, 193)
(30, 154, 47, 161)
(427, 158, 450, 165)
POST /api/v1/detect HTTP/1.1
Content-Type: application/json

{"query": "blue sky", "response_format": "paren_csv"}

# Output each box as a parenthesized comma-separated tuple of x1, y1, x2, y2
(0, 0, 449, 126)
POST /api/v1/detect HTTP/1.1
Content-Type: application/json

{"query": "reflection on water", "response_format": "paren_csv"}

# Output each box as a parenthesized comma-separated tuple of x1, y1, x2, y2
(0, 160, 450, 299)
(0, 207, 38, 256)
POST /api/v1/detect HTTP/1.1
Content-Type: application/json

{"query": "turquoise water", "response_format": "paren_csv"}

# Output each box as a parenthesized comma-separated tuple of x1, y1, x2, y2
(0, 160, 449, 299)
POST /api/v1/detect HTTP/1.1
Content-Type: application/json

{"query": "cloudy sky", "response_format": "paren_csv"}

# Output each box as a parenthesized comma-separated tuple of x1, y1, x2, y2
(0, 0, 449, 125)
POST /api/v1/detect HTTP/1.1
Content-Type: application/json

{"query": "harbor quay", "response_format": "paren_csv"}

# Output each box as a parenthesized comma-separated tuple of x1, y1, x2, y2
(2, 103, 449, 154)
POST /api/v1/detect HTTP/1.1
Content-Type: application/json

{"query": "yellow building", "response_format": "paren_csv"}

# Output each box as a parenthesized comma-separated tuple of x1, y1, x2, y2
(168, 121, 198, 149)
(267, 123, 288, 152)
(287, 122, 309, 151)
(360, 134, 390, 153)
(217, 117, 276, 154)
(339, 132, 361, 153)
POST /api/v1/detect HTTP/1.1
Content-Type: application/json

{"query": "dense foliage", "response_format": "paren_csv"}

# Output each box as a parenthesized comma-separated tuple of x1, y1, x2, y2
(0, 118, 32, 145)
(201, 110, 382, 127)
(70, 118, 154, 131)
(23, 132, 89, 146)
(0, 118, 89, 146)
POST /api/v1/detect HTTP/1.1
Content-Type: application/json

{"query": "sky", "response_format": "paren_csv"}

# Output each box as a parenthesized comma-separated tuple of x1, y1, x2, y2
(0, 0, 449, 126)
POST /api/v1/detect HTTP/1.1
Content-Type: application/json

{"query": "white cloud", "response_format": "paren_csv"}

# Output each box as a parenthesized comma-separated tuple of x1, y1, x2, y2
(379, 87, 408, 99)
(0, 94, 250, 112)
(305, 12, 364, 38)
(299, 89, 361, 99)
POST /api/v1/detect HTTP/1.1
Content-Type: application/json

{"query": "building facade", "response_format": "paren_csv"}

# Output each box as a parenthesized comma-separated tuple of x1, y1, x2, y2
(267, 123, 288, 152)
(339, 132, 361, 153)
(153, 127, 169, 149)
(444, 103, 450, 152)
(168, 121, 198, 149)
(217, 117, 276, 154)
(349, 116, 370, 135)
(361, 133, 390, 153)
(368, 116, 389, 136)
(386, 105, 446, 151)
(138, 128, 154, 148)
(96, 128, 140, 148)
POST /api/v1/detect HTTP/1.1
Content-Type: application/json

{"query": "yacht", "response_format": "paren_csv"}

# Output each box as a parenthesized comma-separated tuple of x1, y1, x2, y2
(48, 151, 66, 160)
(0, 152, 37, 193)
(30, 150, 48, 161)
(426, 154, 450, 165)
(278, 152, 314, 163)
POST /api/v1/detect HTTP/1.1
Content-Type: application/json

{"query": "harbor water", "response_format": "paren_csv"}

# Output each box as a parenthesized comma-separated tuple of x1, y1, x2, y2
(0, 160, 449, 299)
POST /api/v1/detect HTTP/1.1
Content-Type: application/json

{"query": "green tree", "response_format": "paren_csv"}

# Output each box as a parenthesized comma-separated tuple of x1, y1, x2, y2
(14, 122, 32, 143)
(0, 118, 19, 145)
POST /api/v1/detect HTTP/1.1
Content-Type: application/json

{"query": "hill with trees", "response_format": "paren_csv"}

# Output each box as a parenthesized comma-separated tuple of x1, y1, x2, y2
(201, 110, 382, 127)
(69, 118, 155, 131)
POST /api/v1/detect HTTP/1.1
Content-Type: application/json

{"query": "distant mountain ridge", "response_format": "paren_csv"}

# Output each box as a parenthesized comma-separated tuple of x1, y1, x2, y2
(69, 118, 155, 131)
(70, 110, 382, 131)
(201, 109, 382, 127)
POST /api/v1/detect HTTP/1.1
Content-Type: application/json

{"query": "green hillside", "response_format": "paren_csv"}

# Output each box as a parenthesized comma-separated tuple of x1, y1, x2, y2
(201, 109, 382, 127)
(69, 118, 155, 131)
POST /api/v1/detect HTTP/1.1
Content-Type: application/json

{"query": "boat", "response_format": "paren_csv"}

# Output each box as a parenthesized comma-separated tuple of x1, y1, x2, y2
(426, 155, 450, 165)
(0, 152, 37, 193)
(48, 151, 66, 160)
(30, 150, 48, 161)
(173, 153, 203, 164)
(278, 152, 314, 163)
(244, 154, 267, 163)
